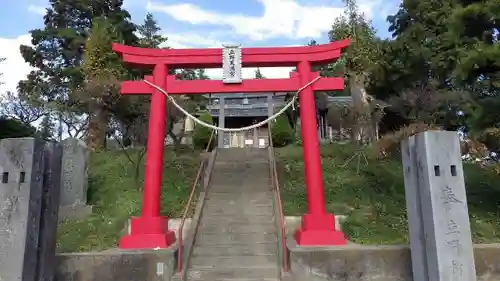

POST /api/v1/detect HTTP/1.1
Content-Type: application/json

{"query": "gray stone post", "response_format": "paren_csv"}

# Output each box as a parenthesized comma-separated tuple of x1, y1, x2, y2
(58, 138, 92, 221)
(401, 136, 429, 281)
(0, 138, 47, 281)
(267, 94, 273, 119)
(218, 97, 225, 148)
(253, 123, 258, 148)
(267, 94, 274, 147)
(37, 141, 63, 281)
(402, 131, 476, 281)
(318, 116, 323, 140)
(324, 114, 329, 139)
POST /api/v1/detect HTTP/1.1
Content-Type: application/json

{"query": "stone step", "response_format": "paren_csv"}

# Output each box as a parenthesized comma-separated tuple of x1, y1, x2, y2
(203, 201, 273, 209)
(188, 278, 278, 281)
(209, 173, 269, 178)
(204, 192, 273, 199)
(198, 222, 276, 234)
(213, 164, 268, 168)
(207, 188, 271, 194)
(209, 178, 270, 185)
(202, 205, 274, 214)
(211, 171, 269, 176)
(195, 232, 277, 245)
(216, 149, 268, 158)
(206, 197, 272, 204)
(210, 176, 268, 181)
(204, 197, 274, 205)
(201, 214, 276, 224)
(201, 205, 275, 216)
(212, 166, 269, 171)
(189, 255, 279, 269)
(203, 200, 274, 209)
(193, 243, 278, 256)
(186, 267, 279, 280)
(212, 164, 269, 171)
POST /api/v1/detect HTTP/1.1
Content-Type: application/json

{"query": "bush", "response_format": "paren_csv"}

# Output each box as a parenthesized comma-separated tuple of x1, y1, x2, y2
(0, 117, 37, 139)
(271, 114, 295, 147)
(294, 120, 302, 145)
(371, 122, 438, 159)
(193, 112, 214, 149)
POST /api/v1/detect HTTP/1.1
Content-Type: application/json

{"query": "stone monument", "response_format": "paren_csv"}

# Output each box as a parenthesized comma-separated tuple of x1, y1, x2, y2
(181, 117, 194, 145)
(58, 137, 92, 220)
(37, 141, 63, 280)
(0, 137, 63, 281)
(402, 131, 476, 281)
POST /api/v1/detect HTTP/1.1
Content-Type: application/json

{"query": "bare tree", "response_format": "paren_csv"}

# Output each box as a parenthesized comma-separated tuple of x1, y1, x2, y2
(59, 111, 89, 139)
(0, 91, 45, 124)
(109, 118, 147, 188)
(0, 57, 5, 85)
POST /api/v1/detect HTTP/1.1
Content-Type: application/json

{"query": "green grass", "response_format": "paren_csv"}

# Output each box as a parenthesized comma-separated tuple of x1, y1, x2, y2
(277, 143, 500, 245)
(56, 147, 201, 253)
(58, 143, 500, 252)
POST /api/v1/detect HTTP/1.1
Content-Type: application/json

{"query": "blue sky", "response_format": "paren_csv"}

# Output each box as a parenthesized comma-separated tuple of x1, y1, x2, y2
(0, 0, 400, 94)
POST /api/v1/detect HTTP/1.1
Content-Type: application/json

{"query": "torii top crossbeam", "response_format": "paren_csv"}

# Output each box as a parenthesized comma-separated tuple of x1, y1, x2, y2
(112, 39, 349, 68)
(112, 40, 349, 94)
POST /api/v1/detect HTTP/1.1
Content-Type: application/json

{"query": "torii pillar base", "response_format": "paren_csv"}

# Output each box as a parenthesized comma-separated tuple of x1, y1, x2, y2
(119, 216, 176, 249)
(294, 213, 347, 246)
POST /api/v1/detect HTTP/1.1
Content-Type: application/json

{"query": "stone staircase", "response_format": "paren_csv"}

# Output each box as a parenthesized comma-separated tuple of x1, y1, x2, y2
(186, 148, 280, 281)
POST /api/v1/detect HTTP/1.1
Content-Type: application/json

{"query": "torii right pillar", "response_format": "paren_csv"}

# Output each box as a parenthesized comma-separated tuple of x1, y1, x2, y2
(294, 61, 347, 246)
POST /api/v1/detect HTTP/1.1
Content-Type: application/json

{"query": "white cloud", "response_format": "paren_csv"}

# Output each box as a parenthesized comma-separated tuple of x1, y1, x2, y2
(147, 0, 384, 41)
(0, 35, 34, 95)
(204, 67, 294, 80)
(160, 32, 294, 79)
(27, 4, 46, 16)
(163, 33, 225, 49)
(0, 32, 294, 98)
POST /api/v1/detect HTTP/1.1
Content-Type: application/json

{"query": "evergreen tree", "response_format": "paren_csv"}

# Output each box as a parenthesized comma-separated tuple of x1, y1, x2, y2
(39, 114, 55, 140)
(137, 13, 168, 48)
(387, 0, 459, 89)
(329, 0, 381, 86)
(270, 114, 294, 147)
(193, 112, 214, 149)
(81, 17, 128, 151)
(381, 0, 474, 131)
(449, 0, 500, 90)
(255, 68, 265, 79)
(327, 0, 382, 143)
(18, 0, 138, 145)
(196, 69, 209, 80)
(449, 0, 500, 134)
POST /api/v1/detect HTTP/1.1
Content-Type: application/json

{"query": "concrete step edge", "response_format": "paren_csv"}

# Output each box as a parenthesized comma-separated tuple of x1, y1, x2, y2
(189, 264, 279, 270)
(186, 267, 279, 278)
(194, 241, 278, 246)
(185, 278, 278, 281)
(189, 255, 279, 265)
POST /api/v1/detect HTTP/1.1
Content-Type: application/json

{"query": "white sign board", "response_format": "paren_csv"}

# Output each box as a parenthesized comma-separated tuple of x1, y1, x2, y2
(259, 138, 266, 148)
(222, 45, 242, 84)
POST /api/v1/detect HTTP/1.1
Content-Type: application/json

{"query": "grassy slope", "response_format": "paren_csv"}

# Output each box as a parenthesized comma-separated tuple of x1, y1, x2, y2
(56, 148, 200, 253)
(58, 143, 500, 252)
(277, 143, 500, 244)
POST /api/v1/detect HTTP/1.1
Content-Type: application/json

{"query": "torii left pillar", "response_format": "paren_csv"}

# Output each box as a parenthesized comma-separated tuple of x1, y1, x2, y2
(119, 63, 176, 249)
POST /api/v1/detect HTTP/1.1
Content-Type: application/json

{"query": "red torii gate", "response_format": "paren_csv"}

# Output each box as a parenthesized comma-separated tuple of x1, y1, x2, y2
(113, 40, 350, 249)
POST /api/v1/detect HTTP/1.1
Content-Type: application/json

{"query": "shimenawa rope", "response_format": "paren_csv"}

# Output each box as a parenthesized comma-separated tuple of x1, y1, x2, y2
(142, 76, 321, 132)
